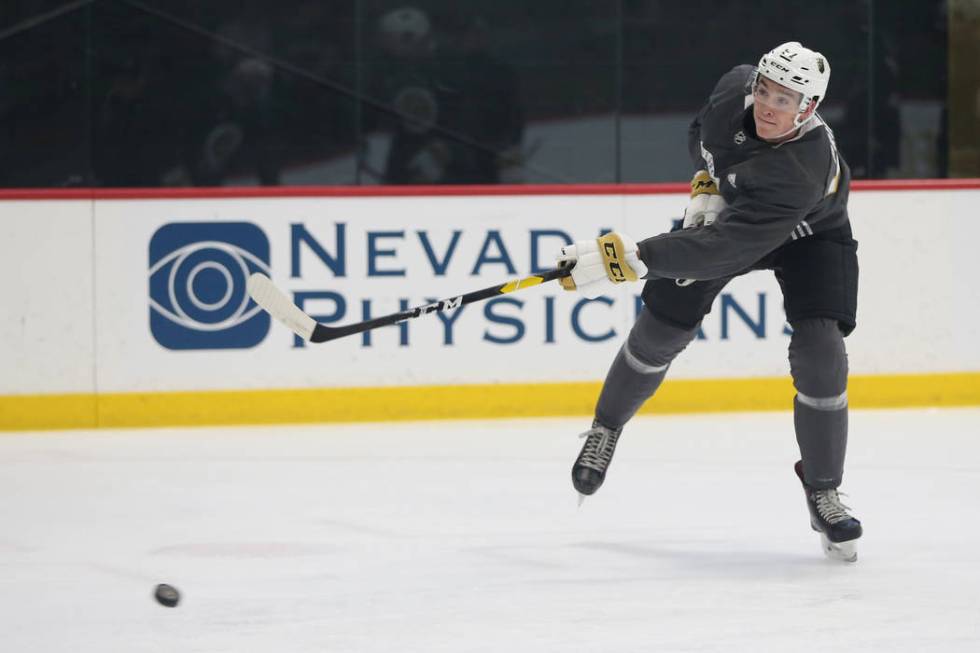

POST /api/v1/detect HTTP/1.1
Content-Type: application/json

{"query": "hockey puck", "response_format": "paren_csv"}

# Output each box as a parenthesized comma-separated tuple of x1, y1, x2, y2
(154, 583, 180, 607)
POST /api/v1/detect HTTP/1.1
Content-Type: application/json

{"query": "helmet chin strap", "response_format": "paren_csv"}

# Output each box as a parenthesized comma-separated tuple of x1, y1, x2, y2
(766, 122, 802, 142)
(763, 106, 818, 143)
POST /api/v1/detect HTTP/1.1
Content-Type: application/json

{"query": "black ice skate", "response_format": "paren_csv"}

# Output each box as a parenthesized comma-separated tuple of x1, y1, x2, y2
(794, 461, 862, 562)
(572, 422, 622, 503)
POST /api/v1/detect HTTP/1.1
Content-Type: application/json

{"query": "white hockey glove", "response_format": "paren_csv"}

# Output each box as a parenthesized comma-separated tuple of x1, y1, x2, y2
(682, 169, 726, 229)
(556, 232, 648, 299)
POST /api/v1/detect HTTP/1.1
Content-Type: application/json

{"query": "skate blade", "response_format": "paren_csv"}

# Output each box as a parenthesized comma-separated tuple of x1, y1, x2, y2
(577, 493, 587, 508)
(820, 532, 858, 562)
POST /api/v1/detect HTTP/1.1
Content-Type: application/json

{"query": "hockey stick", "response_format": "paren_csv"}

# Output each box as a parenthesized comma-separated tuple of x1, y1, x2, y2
(246, 266, 572, 344)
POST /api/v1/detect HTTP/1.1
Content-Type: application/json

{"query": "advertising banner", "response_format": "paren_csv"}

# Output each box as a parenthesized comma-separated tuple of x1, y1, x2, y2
(91, 193, 813, 392)
(1, 184, 978, 428)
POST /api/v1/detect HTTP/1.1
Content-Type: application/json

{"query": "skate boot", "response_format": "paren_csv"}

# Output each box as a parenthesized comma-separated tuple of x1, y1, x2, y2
(794, 461, 862, 562)
(572, 421, 622, 501)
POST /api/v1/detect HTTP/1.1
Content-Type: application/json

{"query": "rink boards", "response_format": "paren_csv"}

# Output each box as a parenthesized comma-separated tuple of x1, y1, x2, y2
(1, 182, 979, 429)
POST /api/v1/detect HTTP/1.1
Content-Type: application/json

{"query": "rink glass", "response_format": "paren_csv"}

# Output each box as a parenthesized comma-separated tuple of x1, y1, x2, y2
(0, 0, 968, 188)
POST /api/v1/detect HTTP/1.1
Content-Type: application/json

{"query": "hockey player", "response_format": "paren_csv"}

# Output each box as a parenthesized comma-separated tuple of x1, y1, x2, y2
(556, 42, 862, 562)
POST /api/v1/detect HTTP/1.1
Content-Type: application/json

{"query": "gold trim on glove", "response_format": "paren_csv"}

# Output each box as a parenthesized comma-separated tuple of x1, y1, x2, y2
(557, 260, 577, 291)
(691, 169, 720, 197)
(597, 233, 638, 283)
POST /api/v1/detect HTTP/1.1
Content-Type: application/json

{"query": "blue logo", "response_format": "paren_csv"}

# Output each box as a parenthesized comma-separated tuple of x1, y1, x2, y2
(149, 222, 270, 350)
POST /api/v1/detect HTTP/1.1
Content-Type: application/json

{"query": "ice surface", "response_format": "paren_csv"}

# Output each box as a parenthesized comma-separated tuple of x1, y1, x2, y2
(1, 408, 978, 652)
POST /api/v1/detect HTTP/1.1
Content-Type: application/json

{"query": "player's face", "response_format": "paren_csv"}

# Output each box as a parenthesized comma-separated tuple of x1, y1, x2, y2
(752, 77, 804, 142)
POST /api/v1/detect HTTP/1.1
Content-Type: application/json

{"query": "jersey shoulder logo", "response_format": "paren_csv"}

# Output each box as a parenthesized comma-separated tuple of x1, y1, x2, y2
(727, 172, 737, 188)
(733, 130, 746, 145)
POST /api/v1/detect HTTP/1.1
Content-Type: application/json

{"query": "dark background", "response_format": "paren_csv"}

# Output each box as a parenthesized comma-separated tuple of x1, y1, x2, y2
(0, 0, 964, 188)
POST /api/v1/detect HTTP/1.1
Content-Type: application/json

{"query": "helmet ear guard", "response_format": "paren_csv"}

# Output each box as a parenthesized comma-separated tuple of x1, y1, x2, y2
(793, 96, 820, 127)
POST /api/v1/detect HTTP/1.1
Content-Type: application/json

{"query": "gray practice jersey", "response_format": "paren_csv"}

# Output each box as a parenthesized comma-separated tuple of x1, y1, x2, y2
(638, 64, 851, 281)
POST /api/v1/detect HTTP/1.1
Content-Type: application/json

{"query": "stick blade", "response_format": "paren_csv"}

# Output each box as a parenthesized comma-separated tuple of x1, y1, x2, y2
(247, 273, 316, 341)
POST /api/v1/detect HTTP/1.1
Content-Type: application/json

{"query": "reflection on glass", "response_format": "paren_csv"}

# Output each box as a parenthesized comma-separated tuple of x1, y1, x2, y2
(0, 0, 961, 187)
(364, 6, 526, 185)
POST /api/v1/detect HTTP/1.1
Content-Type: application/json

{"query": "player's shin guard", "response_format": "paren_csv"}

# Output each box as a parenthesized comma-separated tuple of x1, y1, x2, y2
(593, 311, 694, 429)
(789, 318, 849, 488)
(794, 396, 847, 489)
(593, 344, 669, 431)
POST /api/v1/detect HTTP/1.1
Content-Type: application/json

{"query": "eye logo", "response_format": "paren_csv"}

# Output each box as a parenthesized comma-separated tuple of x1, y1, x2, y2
(149, 222, 270, 350)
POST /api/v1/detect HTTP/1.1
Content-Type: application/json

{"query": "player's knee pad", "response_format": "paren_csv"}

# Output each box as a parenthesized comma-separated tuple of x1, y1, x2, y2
(625, 310, 699, 371)
(789, 318, 848, 401)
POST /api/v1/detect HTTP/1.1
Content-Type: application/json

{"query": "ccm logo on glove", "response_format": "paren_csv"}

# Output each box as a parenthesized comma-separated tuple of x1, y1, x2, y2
(555, 232, 647, 299)
(600, 234, 638, 283)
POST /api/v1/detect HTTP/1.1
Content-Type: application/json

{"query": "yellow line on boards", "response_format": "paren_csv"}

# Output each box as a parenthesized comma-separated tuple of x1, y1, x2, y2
(1, 372, 978, 431)
(0, 394, 99, 431)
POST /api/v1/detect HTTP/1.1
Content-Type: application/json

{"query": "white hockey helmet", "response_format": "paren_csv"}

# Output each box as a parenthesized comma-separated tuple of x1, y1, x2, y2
(755, 41, 830, 126)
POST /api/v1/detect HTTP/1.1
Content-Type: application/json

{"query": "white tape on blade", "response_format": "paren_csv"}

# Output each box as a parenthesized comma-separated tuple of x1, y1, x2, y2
(247, 274, 316, 341)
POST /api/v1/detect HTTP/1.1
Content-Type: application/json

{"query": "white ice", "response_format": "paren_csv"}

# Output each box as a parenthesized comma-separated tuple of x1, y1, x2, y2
(1, 408, 979, 652)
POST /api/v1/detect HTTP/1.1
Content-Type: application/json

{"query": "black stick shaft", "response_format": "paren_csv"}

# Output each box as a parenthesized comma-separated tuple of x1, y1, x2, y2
(311, 266, 571, 343)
